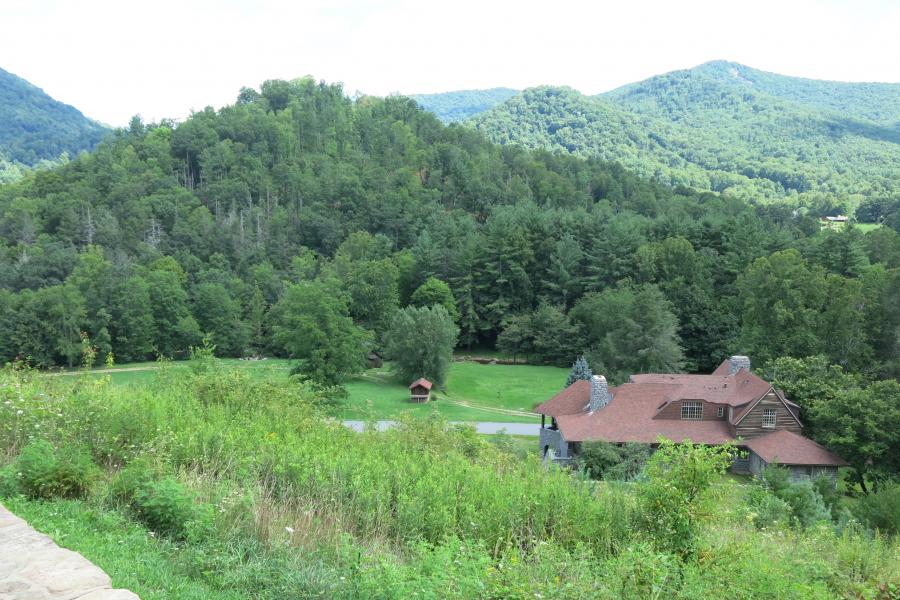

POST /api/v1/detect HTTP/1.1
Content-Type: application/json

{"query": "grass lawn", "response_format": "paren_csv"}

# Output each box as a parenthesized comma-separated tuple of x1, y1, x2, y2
(56, 358, 294, 387)
(55, 358, 567, 423)
(2, 496, 243, 600)
(340, 361, 567, 423)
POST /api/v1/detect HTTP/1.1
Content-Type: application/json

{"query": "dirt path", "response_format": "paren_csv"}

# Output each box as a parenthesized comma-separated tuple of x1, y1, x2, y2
(439, 395, 537, 417)
(0, 502, 139, 599)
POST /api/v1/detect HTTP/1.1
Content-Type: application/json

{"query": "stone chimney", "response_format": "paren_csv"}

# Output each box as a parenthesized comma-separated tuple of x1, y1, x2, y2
(589, 375, 611, 412)
(728, 355, 751, 375)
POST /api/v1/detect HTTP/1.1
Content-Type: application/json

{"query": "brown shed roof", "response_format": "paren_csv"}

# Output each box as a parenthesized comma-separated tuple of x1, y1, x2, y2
(745, 430, 848, 466)
(409, 378, 432, 391)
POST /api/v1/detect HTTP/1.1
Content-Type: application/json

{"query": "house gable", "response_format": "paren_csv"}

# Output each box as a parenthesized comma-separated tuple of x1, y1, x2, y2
(733, 387, 802, 439)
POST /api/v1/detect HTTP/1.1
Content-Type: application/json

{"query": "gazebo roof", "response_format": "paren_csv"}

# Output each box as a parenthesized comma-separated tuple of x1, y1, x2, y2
(409, 378, 433, 391)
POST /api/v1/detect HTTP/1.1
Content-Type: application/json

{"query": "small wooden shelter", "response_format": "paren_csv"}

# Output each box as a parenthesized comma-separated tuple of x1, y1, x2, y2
(409, 378, 433, 403)
(366, 351, 383, 369)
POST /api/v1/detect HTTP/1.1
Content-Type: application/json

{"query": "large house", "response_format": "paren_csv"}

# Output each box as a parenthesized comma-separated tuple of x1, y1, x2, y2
(536, 356, 846, 480)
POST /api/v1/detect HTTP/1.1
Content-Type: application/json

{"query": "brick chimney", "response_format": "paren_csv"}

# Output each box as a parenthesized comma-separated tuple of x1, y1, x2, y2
(728, 355, 751, 375)
(589, 375, 611, 412)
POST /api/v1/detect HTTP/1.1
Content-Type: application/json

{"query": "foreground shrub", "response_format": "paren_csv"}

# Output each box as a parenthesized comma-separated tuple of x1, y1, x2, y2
(757, 466, 832, 528)
(0, 463, 18, 497)
(746, 485, 793, 529)
(132, 478, 208, 539)
(578, 441, 650, 481)
(112, 461, 207, 539)
(15, 439, 99, 499)
(853, 482, 900, 535)
(638, 440, 733, 557)
(779, 480, 832, 528)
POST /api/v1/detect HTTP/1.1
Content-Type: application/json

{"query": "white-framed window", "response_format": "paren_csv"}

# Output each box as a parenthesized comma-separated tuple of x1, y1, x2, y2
(717, 406, 724, 418)
(681, 401, 702, 420)
(762, 408, 777, 428)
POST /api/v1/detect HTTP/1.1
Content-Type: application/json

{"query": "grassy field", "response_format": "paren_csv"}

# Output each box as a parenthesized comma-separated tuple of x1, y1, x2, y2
(5, 363, 898, 598)
(57, 358, 567, 423)
(855, 222, 882, 232)
(341, 362, 566, 422)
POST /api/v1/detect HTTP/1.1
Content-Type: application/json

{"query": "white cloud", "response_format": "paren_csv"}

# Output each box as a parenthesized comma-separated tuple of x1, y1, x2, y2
(2, 0, 897, 125)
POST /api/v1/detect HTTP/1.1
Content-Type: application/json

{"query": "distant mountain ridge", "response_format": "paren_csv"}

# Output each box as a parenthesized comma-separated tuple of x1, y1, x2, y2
(0, 66, 108, 182)
(410, 88, 518, 123)
(677, 61, 900, 126)
(444, 61, 900, 204)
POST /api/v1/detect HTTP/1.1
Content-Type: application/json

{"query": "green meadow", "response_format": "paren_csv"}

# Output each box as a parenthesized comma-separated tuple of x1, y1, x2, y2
(2, 365, 897, 599)
(58, 358, 567, 423)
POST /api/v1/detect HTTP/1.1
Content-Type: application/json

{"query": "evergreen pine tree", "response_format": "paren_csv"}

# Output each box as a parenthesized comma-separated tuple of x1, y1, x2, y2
(565, 355, 593, 387)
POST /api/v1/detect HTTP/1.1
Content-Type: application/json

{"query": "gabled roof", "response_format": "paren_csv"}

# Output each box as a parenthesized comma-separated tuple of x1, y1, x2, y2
(629, 369, 771, 408)
(409, 378, 432, 391)
(732, 387, 803, 429)
(745, 430, 847, 466)
(534, 379, 590, 417)
(554, 382, 735, 444)
(535, 359, 843, 467)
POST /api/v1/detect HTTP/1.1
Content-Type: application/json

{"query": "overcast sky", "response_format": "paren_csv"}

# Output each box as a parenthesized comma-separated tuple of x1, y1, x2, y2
(2, 0, 898, 126)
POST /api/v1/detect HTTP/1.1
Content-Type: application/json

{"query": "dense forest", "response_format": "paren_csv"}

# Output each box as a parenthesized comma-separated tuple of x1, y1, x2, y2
(410, 87, 518, 123)
(0, 77, 897, 388)
(412, 62, 900, 209)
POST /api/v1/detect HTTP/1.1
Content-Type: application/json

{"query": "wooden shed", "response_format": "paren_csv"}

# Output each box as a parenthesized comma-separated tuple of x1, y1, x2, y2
(409, 378, 433, 403)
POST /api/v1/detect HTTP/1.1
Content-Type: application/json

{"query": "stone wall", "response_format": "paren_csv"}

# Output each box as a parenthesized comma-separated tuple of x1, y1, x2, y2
(0, 502, 139, 600)
(539, 427, 572, 463)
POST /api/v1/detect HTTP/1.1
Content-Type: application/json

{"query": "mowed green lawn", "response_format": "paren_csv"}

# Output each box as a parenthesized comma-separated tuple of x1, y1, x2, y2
(61, 358, 567, 423)
(340, 362, 567, 423)
(58, 358, 294, 386)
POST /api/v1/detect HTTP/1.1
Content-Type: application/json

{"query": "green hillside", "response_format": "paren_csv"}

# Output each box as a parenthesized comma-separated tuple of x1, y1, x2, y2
(410, 87, 518, 123)
(0, 66, 108, 182)
(689, 60, 900, 125)
(470, 63, 900, 206)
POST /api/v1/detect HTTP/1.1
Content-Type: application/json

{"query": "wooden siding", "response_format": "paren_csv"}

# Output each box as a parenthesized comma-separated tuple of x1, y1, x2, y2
(735, 392, 801, 439)
(654, 399, 728, 421)
(749, 452, 838, 482)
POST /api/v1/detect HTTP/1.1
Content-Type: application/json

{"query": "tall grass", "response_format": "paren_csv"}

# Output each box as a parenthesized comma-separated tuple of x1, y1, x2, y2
(1, 365, 897, 599)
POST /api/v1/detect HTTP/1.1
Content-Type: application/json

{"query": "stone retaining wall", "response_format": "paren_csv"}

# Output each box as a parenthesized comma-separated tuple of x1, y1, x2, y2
(0, 502, 139, 600)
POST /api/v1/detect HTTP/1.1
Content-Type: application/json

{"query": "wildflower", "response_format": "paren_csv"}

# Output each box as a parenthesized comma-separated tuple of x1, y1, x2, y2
(285, 526, 295, 534)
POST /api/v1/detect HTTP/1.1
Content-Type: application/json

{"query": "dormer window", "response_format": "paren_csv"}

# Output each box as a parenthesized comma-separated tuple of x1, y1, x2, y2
(681, 401, 702, 420)
(762, 408, 777, 428)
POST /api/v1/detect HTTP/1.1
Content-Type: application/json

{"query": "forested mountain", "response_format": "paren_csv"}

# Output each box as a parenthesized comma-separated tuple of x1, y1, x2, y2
(467, 63, 900, 207)
(410, 88, 518, 123)
(0, 67, 108, 183)
(0, 77, 897, 384)
(684, 60, 900, 125)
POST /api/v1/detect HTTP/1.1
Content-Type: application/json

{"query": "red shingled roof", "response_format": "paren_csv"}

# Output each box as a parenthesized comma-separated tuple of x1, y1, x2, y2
(745, 430, 847, 466)
(554, 382, 735, 444)
(629, 370, 771, 407)
(534, 361, 843, 467)
(409, 378, 432, 391)
(711, 359, 733, 376)
(534, 379, 591, 416)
